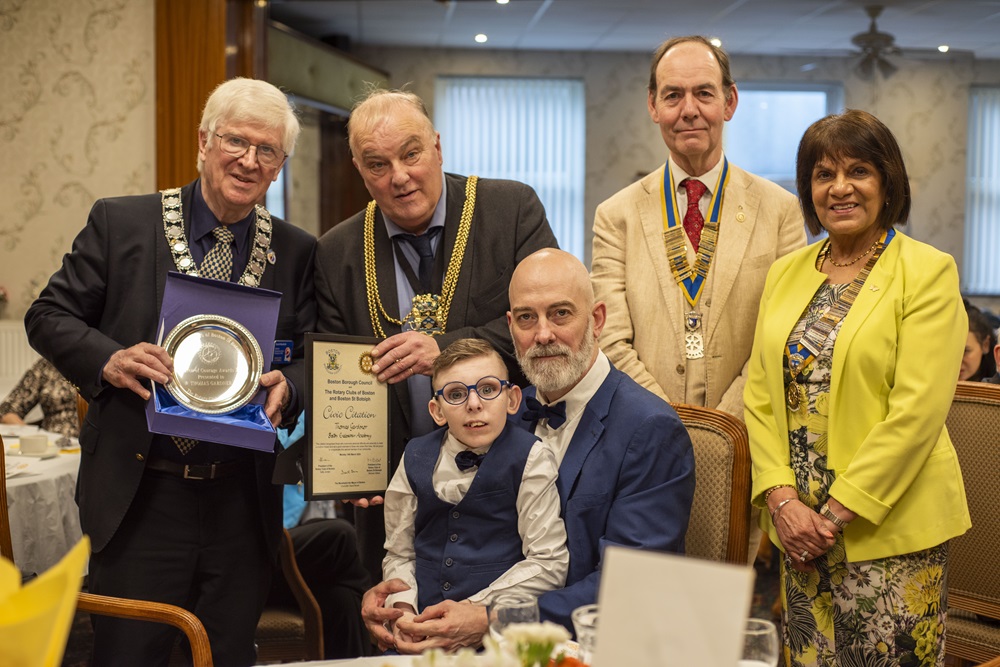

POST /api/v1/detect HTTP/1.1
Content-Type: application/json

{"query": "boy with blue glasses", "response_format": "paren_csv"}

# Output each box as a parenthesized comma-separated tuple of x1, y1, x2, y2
(380, 338, 567, 647)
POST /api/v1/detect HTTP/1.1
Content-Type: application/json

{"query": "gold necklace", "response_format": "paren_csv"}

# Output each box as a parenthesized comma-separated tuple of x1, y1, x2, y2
(363, 176, 478, 338)
(824, 236, 880, 267)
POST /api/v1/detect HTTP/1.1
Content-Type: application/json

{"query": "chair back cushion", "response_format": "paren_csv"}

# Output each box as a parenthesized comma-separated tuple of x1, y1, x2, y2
(675, 405, 750, 564)
(946, 382, 1000, 619)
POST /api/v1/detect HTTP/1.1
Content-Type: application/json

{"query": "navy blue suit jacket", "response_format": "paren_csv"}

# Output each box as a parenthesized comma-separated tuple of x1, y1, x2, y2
(521, 364, 695, 631)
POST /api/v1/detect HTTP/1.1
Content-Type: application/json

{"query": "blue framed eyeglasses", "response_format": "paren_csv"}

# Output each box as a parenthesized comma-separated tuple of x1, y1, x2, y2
(434, 376, 511, 405)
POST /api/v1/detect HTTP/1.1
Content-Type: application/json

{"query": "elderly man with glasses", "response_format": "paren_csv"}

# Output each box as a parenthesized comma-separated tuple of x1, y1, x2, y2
(25, 78, 316, 666)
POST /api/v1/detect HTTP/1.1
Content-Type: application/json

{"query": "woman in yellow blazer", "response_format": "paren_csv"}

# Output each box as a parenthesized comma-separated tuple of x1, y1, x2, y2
(745, 109, 970, 667)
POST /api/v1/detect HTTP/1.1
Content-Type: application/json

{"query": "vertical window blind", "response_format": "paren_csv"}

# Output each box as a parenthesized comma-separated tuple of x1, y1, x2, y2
(964, 87, 1000, 295)
(435, 77, 586, 260)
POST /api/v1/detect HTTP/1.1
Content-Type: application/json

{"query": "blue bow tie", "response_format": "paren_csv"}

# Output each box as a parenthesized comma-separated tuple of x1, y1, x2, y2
(521, 396, 567, 429)
(455, 450, 486, 472)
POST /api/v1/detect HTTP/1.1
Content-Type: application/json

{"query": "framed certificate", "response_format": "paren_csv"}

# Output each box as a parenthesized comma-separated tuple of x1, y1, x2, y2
(305, 334, 392, 499)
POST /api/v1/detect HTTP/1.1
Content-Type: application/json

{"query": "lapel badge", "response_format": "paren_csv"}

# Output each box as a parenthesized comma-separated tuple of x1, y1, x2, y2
(267, 249, 277, 265)
(736, 205, 745, 223)
(869, 285, 879, 292)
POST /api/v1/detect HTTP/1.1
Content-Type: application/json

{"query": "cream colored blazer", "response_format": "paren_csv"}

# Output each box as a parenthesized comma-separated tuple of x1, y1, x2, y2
(591, 162, 804, 417)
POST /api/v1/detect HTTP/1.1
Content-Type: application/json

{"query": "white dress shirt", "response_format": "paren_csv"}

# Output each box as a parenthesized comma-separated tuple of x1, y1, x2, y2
(382, 429, 568, 611)
(531, 351, 612, 466)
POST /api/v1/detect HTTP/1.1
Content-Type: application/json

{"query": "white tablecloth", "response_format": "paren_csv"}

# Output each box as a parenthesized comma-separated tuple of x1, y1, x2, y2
(5, 448, 83, 576)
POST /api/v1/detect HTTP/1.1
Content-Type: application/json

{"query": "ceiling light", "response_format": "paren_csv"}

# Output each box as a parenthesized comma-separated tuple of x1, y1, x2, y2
(938, 45, 950, 53)
(709, 38, 722, 48)
(496, 0, 510, 4)
(475, 33, 488, 43)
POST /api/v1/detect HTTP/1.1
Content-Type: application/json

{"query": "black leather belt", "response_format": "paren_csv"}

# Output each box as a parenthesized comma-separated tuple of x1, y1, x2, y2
(145, 457, 244, 480)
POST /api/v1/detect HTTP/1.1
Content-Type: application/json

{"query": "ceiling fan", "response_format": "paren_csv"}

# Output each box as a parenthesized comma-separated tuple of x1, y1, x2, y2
(849, 4, 973, 80)
(851, 5, 900, 79)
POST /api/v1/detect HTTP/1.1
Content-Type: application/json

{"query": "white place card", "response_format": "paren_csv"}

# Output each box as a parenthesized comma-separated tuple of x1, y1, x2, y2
(594, 546, 756, 667)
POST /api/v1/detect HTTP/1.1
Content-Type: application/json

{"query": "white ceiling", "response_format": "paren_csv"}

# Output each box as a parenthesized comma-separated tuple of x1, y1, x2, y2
(268, 0, 1000, 60)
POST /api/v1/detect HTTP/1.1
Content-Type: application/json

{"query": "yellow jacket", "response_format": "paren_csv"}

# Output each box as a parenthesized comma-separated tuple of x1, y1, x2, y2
(745, 230, 971, 562)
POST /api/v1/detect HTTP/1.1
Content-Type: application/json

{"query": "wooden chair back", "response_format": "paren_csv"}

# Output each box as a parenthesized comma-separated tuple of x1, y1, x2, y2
(254, 528, 324, 662)
(674, 404, 750, 565)
(944, 381, 1000, 664)
(2, 431, 214, 666)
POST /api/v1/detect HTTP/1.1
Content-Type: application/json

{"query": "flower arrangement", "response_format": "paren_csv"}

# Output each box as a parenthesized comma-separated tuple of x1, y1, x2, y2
(411, 622, 580, 667)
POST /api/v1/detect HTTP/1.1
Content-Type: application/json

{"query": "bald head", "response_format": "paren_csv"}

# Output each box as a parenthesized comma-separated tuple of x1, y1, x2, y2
(509, 249, 595, 311)
(507, 249, 606, 400)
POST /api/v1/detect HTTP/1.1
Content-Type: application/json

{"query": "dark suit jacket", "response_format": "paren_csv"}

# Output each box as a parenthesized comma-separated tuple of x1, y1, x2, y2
(315, 173, 558, 467)
(522, 365, 696, 631)
(24, 180, 317, 555)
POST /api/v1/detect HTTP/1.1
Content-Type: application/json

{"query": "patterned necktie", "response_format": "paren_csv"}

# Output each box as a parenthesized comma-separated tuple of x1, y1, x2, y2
(398, 227, 442, 293)
(173, 226, 236, 455)
(455, 450, 486, 472)
(521, 396, 567, 430)
(200, 226, 235, 281)
(681, 178, 708, 252)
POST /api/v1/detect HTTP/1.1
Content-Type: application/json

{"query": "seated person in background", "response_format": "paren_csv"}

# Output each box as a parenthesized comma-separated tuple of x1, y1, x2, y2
(960, 304, 997, 381)
(274, 420, 373, 659)
(381, 338, 568, 647)
(0, 358, 78, 437)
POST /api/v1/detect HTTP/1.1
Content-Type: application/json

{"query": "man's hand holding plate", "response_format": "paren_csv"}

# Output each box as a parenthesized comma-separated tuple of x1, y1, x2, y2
(103, 343, 174, 400)
(260, 370, 289, 428)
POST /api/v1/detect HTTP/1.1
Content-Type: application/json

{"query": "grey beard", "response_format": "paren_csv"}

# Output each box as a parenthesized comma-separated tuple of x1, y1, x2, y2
(518, 330, 595, 397)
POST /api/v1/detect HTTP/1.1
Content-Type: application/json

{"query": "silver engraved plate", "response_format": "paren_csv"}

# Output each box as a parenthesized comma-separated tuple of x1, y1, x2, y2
(163, 314, 263, 414)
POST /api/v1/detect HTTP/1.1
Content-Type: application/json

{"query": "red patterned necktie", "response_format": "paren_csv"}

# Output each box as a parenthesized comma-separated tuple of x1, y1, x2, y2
(681, 178, 708, 252)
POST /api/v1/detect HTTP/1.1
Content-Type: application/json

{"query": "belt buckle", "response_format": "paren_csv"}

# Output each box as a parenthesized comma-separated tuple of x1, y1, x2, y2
(183, 464, 215, 480)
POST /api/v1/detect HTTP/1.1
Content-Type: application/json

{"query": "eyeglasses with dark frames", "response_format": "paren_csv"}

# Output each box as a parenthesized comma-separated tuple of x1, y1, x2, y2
(434, 376, 511, 405)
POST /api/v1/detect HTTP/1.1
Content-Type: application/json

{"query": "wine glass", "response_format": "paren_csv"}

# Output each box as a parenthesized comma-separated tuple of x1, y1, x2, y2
(740, 618, 780, 667)
(571, 603, 599, 666)
(488, 593, 539, 643)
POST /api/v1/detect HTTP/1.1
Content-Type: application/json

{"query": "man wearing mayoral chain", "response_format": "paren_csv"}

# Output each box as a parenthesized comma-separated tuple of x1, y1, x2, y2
(25, 78, 316, 665)
(313, 88, 558, 579)
(591, 36, 805, 419)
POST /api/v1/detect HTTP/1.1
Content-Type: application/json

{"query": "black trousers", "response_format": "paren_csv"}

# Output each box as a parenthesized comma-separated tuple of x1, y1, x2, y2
(88, 468, 271, 667)
(271, 518, 373, 658)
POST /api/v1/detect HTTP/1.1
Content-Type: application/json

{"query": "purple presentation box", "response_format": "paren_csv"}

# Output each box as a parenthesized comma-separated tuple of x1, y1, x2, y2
(145, 272, 281, 452)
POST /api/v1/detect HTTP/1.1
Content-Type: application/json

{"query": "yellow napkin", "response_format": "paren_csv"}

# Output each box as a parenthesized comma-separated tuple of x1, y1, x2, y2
(0, 537, 90, 667)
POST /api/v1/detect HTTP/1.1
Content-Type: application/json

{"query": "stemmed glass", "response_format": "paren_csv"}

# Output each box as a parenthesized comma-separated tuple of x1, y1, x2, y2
(740, 618, 780, 667)
(488, 593, 539, 643)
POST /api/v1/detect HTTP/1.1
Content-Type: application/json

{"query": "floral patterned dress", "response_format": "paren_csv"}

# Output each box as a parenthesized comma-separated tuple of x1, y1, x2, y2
(780, 283, 947, 667)
(0, 358, 78, 437)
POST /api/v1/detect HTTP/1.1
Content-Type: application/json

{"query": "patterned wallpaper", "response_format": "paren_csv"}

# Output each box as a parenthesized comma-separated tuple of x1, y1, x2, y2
(0, 0, 154, 322)
(357, 46, 1000, 275)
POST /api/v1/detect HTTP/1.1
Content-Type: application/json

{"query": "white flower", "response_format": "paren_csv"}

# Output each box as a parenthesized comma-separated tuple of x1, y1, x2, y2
(501, 621, 571, 646)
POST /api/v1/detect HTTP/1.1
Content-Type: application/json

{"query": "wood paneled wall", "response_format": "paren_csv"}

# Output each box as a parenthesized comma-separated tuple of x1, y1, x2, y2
(155, 0, 226, 189)
(155, 0, 265, 190)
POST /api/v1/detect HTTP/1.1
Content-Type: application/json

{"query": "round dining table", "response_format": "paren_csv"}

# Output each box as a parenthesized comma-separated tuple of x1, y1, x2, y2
(4, 438, 83, 577)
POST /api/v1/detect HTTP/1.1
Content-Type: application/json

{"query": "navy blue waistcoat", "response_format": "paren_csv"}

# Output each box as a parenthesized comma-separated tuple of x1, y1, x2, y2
(406, 423, 538, 609)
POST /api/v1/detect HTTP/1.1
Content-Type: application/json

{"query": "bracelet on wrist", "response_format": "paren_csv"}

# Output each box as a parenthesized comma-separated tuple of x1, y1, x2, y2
(819, 502, 850, 529)
(763, 484, 793, 505)
(770, 498, 794, 522)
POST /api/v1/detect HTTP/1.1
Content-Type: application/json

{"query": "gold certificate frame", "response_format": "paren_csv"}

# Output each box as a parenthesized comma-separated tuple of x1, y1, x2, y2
(305, 334, 391, 499)
(163, 314, 263, 415)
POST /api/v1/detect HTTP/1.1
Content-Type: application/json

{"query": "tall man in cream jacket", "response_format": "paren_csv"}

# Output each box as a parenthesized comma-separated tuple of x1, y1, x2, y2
(591, 36, 805, 418)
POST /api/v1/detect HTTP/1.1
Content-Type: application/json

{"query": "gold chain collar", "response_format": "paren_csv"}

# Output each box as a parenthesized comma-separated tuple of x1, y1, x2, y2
(160, 187, 274, 287)
(363, 176, 478, 338)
